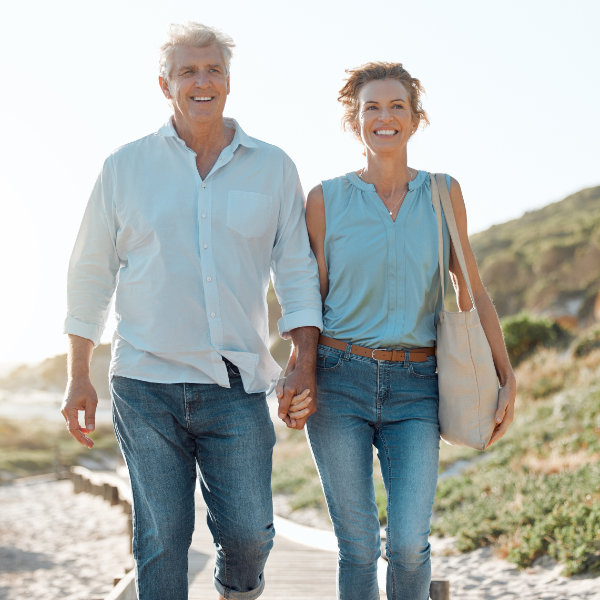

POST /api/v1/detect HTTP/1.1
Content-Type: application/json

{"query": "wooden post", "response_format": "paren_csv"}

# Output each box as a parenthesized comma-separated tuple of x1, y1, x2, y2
(72, 471, 84, 494)
(430, 579, 450, 600)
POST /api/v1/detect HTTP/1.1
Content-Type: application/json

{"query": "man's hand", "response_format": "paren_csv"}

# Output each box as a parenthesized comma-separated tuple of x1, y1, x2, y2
(275, 326, 319, 430)
(61, 376, 98, 448)
(60, 377, 98, 448)
(62, 334, 97, 448)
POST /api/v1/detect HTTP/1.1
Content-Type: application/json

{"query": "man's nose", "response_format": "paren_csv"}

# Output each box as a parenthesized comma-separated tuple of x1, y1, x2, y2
(195, 72, 210, 86)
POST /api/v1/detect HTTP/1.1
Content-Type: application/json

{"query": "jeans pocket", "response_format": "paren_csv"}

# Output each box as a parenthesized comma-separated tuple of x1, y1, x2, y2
(316, 348, 343, 371)
(408, 357, 438, 379)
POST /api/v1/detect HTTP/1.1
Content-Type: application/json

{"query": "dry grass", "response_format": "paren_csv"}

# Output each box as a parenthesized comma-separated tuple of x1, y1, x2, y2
(517, 449, 599, 475)
(515, 346, 600, 400)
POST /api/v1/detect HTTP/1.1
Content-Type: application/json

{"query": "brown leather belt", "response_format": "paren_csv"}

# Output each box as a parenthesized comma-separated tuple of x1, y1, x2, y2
(319, 335, 435, 363)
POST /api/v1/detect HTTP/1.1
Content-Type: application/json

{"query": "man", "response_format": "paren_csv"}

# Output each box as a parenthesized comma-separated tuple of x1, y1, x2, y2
(61, 23, 322, 600)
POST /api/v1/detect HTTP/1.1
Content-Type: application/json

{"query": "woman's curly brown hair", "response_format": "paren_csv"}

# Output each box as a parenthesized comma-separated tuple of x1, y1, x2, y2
(338, 62, 429, 139)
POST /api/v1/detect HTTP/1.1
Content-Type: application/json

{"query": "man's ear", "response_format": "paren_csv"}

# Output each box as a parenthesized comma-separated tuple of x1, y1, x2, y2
(159, 76, 171, 99)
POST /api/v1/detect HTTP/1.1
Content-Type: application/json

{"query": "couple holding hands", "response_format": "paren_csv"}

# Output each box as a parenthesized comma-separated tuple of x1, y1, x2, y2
(62, 22, 515, 600)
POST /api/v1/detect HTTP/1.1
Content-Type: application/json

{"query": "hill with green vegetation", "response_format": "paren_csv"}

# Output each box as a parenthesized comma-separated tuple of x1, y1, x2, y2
(471, 185, 600, 322)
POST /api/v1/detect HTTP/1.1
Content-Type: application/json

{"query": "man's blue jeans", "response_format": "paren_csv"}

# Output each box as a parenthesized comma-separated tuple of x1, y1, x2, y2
(306, 344, 440, 600)
(111, 366, 275, 600)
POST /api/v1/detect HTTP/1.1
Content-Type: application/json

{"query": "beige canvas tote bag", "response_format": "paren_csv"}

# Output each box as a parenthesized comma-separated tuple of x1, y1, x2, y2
(431, 173, 499, 450)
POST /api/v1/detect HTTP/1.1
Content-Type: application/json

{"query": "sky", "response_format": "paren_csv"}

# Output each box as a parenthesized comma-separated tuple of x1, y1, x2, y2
(0, 0, 599, 368)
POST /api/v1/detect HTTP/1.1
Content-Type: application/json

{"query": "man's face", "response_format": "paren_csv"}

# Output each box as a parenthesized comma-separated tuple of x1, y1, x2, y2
(160, 44, 230, 128)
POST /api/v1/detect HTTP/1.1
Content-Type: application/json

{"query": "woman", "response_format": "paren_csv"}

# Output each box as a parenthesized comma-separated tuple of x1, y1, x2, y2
(301, 62, 516, 599)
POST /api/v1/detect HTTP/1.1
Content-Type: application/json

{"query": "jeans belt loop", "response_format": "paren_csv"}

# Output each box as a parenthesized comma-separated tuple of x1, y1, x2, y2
(403, 349, 410, 368)
(343, 342, 353, 361)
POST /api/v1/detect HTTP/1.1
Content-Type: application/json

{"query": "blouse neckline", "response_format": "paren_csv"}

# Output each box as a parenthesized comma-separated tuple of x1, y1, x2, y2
(346, 169, 427, 193)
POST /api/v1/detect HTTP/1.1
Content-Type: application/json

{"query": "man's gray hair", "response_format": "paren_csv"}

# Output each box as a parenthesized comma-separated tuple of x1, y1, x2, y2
(159, 22, 235, 80)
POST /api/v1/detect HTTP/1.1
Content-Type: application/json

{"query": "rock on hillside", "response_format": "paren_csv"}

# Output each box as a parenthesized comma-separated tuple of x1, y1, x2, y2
(471, 185, 600, 323)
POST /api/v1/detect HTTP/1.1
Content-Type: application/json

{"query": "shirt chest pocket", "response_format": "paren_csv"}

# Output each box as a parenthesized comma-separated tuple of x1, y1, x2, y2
(227, 191, 273, 238)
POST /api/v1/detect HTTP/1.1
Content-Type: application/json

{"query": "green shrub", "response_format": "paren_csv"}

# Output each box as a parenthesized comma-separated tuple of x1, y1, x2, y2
(508, 490, 600, 575)
(501, 313, 568, 365)
(572, 328, 600, 357)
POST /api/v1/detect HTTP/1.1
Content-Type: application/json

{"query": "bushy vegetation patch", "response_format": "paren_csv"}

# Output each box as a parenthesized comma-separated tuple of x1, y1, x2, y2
(0, 419, 120, 481)
(432, 374, 600, 576)
(501, 313, 570, 365)
(573, 327, 600, 358)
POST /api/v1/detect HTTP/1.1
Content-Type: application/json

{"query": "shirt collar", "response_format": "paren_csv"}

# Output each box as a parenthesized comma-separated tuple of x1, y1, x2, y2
(156, 117, 258, 151)
(347, 169, 427, 192)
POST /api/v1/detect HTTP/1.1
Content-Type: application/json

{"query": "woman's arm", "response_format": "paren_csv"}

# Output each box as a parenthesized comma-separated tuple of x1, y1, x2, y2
(447, 178, 517, 447)
(305, 184, 329, 302)
(276, 184, 329, 427)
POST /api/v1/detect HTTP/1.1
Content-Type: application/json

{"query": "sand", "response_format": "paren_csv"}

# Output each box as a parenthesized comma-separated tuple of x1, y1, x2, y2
(428, 536, 600, 599)
(0, 477, 131, 600)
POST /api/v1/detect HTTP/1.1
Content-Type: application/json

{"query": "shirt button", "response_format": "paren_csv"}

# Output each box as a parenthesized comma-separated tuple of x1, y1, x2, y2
(201, 213, 207, 219)
(210, 312, 216, 318)
(206, 276, 212, 282)
(201, 182, 206, 189)
(203, 243, 208, 249)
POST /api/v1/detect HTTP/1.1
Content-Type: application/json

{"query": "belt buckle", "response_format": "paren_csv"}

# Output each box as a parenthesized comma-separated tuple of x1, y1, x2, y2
(371, 347, 391, 360)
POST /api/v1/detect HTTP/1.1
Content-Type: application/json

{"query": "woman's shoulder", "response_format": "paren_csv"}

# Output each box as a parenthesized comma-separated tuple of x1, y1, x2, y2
(425, 171, 460, 187)
(322, 171, 357, 187)
(321, 171, 369, 197)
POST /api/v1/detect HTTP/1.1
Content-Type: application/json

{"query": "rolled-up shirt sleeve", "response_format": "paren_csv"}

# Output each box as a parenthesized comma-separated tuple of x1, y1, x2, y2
(271, 158, 323, 338)
(64, 159, 120, 346)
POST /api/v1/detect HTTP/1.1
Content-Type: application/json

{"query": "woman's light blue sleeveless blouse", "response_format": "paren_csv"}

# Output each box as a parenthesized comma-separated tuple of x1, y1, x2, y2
(322, 170, 450, 349)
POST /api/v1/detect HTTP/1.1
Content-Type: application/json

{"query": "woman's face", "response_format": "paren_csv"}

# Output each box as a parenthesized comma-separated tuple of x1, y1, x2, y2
(356, 78, 416, 154)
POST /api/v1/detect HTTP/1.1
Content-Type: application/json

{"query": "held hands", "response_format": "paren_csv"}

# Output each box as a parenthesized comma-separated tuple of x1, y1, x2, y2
(276, 385, 313, 429)
(276, 349, 317, 430)
(61, 377, 98, 449)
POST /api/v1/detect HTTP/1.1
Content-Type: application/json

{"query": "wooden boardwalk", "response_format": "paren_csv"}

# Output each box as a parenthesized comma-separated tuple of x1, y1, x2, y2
(188, 494, 386, 599)
(71, 466, 447, 599)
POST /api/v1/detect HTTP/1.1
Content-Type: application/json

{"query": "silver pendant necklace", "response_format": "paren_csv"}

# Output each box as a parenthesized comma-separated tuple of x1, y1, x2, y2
(358, 168, 415, 216)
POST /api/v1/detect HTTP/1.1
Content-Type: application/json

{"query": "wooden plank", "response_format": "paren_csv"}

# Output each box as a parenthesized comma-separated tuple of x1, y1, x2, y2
(188, 499, 346, 599)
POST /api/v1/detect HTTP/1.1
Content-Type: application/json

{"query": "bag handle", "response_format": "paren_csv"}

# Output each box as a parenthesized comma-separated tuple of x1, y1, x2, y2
(430, 173, 476, 308)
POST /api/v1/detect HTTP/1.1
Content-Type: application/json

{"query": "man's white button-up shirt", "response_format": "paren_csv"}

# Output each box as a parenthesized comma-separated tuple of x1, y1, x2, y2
(65, 118, 323, 393)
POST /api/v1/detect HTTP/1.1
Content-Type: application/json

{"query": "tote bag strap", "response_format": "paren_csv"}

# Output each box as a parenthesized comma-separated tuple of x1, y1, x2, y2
(430, 173, 476, 308)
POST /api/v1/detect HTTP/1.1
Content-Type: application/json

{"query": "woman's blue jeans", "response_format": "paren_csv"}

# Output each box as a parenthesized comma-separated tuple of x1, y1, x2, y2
(111, 367, 275, 600)
(306, 344, 440, 600)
